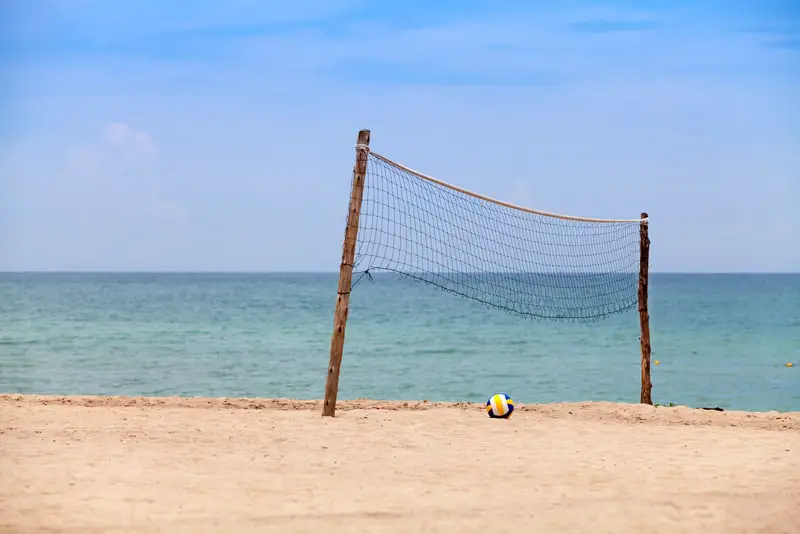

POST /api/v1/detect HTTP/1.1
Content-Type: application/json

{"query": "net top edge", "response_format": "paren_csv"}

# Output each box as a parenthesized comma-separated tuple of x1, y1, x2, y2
(365, 149, 648, 225)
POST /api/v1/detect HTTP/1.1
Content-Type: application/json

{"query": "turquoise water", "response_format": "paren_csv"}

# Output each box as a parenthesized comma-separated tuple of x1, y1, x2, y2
(0, 273, 798, 412)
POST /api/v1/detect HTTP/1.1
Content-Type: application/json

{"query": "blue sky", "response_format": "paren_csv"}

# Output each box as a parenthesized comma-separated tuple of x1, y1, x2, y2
(1, 0, 798, 272)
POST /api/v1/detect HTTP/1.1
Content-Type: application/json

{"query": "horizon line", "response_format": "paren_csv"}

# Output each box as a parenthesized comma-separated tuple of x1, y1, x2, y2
(1, 270, 798, 275)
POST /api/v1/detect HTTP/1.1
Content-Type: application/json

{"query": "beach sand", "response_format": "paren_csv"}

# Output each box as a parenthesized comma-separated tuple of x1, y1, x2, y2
(1, 395, 799, 534)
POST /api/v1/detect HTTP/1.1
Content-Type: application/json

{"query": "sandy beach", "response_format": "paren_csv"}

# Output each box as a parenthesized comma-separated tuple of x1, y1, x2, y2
(1, 395, 799, 533)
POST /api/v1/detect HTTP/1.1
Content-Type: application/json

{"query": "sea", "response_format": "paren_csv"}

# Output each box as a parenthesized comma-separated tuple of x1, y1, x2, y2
(0, 272, 798, 412)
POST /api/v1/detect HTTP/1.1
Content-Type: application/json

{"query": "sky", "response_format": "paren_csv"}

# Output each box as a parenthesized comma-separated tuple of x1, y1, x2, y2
(1, 0, 798, 273)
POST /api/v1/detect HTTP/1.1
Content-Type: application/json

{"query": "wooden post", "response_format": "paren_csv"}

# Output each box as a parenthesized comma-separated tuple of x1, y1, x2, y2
(638, 212, 653, 405)
(322, 129, 371, 417)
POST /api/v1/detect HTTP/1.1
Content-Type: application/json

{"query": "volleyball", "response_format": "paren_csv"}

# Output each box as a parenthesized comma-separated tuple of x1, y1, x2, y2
(486, 392, 514, 419)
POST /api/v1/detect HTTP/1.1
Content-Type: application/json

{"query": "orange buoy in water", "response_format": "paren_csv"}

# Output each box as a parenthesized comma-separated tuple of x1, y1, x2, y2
(787, 362, 794, 368)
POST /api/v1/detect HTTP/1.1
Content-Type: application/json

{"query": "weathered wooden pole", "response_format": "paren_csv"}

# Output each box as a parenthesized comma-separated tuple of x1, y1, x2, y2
(322, 129, 371, 417)
(638, 212, 652, 405)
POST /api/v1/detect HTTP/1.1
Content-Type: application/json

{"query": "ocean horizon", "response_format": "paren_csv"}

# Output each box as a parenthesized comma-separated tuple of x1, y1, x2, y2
(3, 270, 797, 274)
(1, 272, 798, 412)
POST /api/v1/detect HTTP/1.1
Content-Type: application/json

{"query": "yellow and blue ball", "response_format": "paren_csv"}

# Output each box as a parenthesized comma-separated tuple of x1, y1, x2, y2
(486, 392, 514, 419)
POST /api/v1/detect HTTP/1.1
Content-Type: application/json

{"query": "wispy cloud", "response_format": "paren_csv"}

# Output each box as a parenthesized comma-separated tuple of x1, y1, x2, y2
(569, 19, 657, 34)
(64, 122, 185, 226)
(103, 122, 156, 155)
(5, 1, 796, 86)
(330, 62, 572, 87)
(763, 38, 800, 50)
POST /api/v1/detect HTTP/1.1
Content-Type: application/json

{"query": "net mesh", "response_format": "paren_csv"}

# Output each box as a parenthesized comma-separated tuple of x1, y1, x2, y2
(351, 150, 643, 322)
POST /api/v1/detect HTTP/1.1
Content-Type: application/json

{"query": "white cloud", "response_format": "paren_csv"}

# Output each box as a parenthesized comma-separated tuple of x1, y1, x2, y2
(61, 122, 187, 228)
(103, 122, 156, 155)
